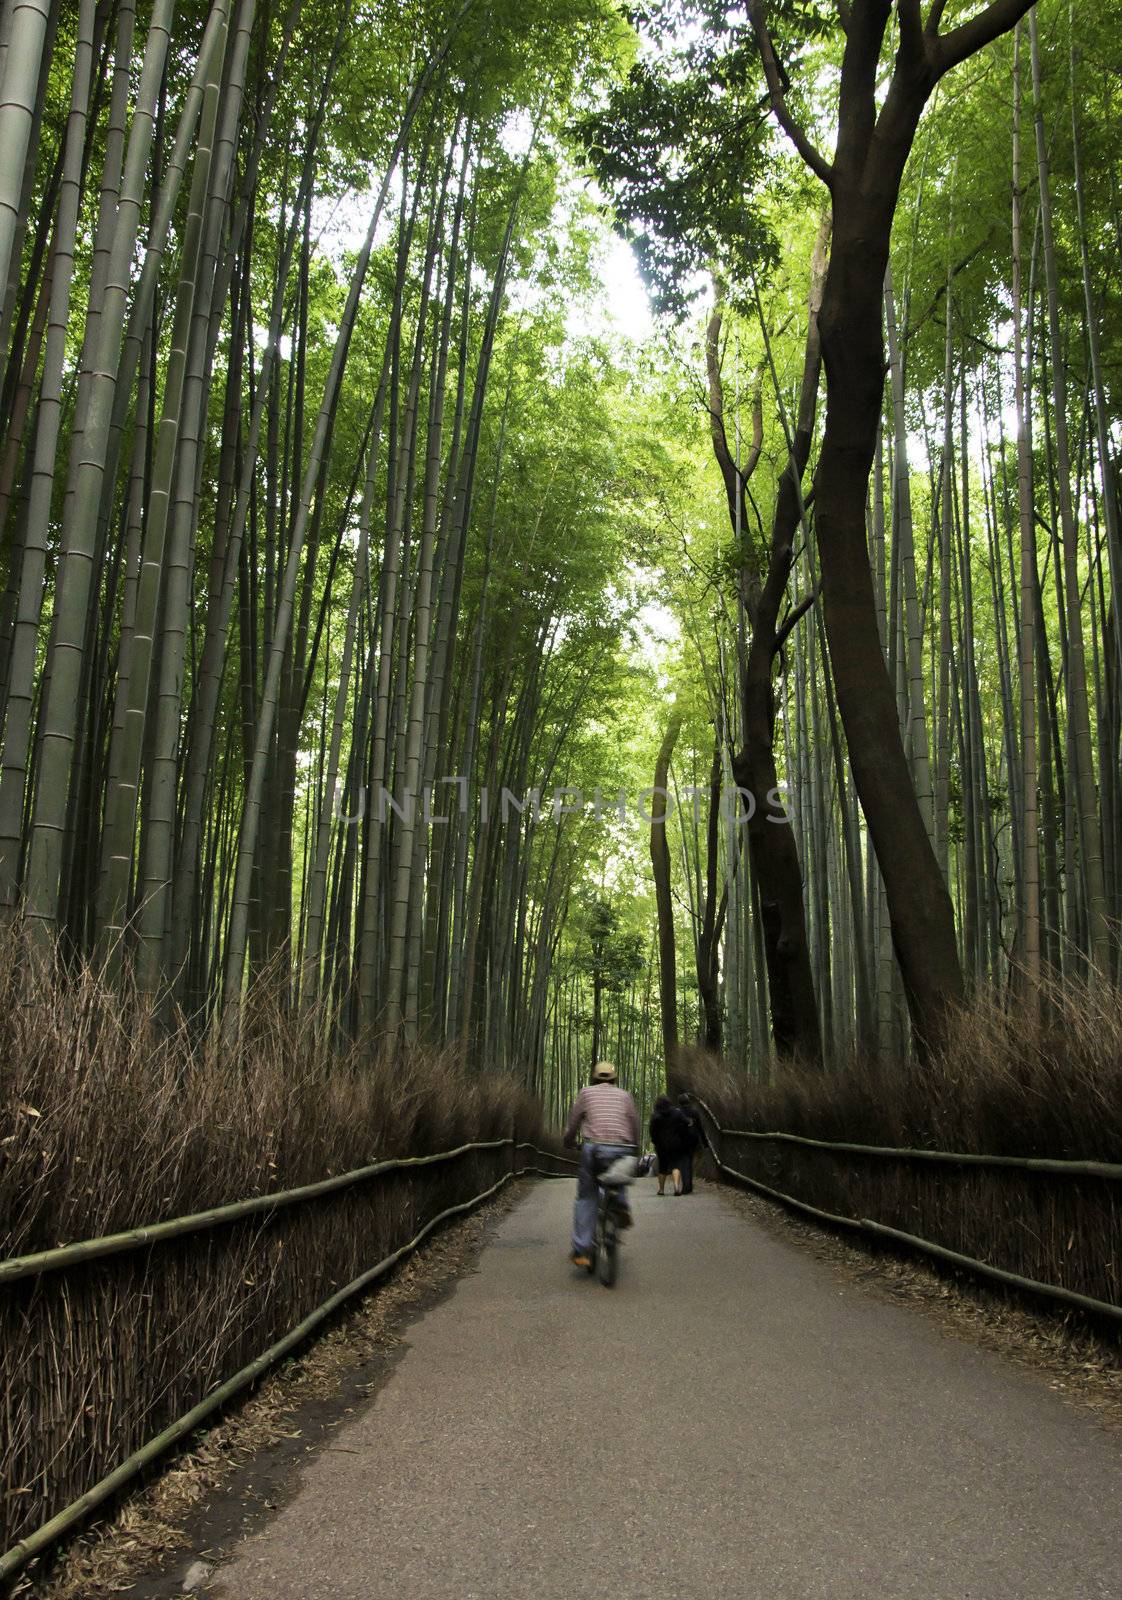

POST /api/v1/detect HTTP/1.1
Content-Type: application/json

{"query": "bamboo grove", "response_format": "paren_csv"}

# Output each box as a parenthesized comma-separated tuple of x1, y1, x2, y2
(0, 0, 1119, 1093)
(0, 0, 646, 1065)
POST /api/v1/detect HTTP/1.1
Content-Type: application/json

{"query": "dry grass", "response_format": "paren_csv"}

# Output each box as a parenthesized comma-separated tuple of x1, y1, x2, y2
(676, 984, 1122, 1326)
(13, 1183, 528, 1600)
(0, 931, 552, 1566)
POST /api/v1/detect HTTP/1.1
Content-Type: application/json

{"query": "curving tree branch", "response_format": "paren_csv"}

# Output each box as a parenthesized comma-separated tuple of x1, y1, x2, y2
(774, 584, 821, 657)
(747, 0, 834, 187)
(705, 305, 762, 536)
(934, 0, 1037, 76)
(924, 0, 950, 35)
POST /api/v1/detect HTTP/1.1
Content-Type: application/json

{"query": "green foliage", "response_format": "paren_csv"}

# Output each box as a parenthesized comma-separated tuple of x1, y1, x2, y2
(578, 894, 645, 992)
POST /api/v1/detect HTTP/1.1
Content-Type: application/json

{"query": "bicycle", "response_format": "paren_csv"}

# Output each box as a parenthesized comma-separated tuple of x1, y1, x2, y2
(586, 1148, 638, 1287)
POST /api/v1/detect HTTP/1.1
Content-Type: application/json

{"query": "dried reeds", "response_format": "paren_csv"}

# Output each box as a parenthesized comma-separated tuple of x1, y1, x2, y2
(676, 984, 1122, 1322)
(0, 931, 550, 1558)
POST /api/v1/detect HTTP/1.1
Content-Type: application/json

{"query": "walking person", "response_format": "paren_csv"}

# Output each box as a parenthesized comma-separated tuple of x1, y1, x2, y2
(649, 1094, 690, 1196)
(563, 1061, 641, 1269)
(677, 1093, 704, 1194)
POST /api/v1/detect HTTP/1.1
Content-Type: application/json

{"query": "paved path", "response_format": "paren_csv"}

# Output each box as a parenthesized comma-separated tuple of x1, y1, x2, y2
(212, 1181, 1120, 1600)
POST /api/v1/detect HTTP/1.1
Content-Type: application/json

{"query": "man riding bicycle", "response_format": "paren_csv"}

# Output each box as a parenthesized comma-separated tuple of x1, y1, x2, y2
(562, 1061, 640, 1268)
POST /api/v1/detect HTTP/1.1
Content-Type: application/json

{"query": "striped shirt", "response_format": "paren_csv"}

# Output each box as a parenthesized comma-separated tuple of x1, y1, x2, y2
(564, 1083, 640, 1148)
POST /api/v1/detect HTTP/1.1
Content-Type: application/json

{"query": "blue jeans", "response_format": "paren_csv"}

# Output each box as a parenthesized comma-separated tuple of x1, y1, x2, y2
(572, 1143, 632, 1253)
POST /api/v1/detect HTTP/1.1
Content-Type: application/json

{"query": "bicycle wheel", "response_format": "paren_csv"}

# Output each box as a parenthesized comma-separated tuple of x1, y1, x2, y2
(597, 1203, 618, 1286)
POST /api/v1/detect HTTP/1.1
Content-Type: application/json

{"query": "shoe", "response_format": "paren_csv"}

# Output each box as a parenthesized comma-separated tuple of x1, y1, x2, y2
(617, 1211, 633, 1229)
(570, 1251, 591, 1268)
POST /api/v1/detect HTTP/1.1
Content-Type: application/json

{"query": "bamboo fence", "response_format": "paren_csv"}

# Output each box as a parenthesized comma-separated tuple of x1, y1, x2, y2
(696, 1100, 1122, 1327)
(0, 1139, 577, 1585)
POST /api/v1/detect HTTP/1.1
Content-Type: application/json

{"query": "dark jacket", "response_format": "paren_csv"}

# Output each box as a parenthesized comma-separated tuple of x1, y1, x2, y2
(681, 1105, 703, 1151)
(649, 1105, 690, 1159)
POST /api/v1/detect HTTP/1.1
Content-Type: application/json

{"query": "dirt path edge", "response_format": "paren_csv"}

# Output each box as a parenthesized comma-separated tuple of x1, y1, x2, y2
(15, 1181, 534, 1600)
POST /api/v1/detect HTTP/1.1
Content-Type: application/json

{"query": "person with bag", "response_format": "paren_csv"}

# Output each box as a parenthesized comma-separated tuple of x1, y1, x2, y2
(648, 1094, 690, 1196)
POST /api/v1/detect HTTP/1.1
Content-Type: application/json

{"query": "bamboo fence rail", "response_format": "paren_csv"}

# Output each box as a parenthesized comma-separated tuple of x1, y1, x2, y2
(0, 1139, 577, 1584)
(0, 1139, 575, 1285)
(707, 1122, 1122, 1181)
(695, 1100, 1122, 1328)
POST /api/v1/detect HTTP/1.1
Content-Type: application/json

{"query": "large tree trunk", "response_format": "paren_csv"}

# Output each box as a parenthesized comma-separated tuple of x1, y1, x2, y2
(884, 261, 934, 839)
(815, 166, 964, 1049)
(748, 0, 1037, 1052)
(802, 18, 966, 1052)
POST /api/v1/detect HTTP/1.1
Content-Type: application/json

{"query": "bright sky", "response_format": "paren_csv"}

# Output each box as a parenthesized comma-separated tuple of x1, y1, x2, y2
(566, 230, 655, 346)
(634, 597, 680, 696)
(310, 149, 657, 357)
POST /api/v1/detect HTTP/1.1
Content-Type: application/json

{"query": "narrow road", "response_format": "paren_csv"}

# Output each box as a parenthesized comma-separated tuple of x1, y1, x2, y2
(211, 1181, 1120, 1600)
